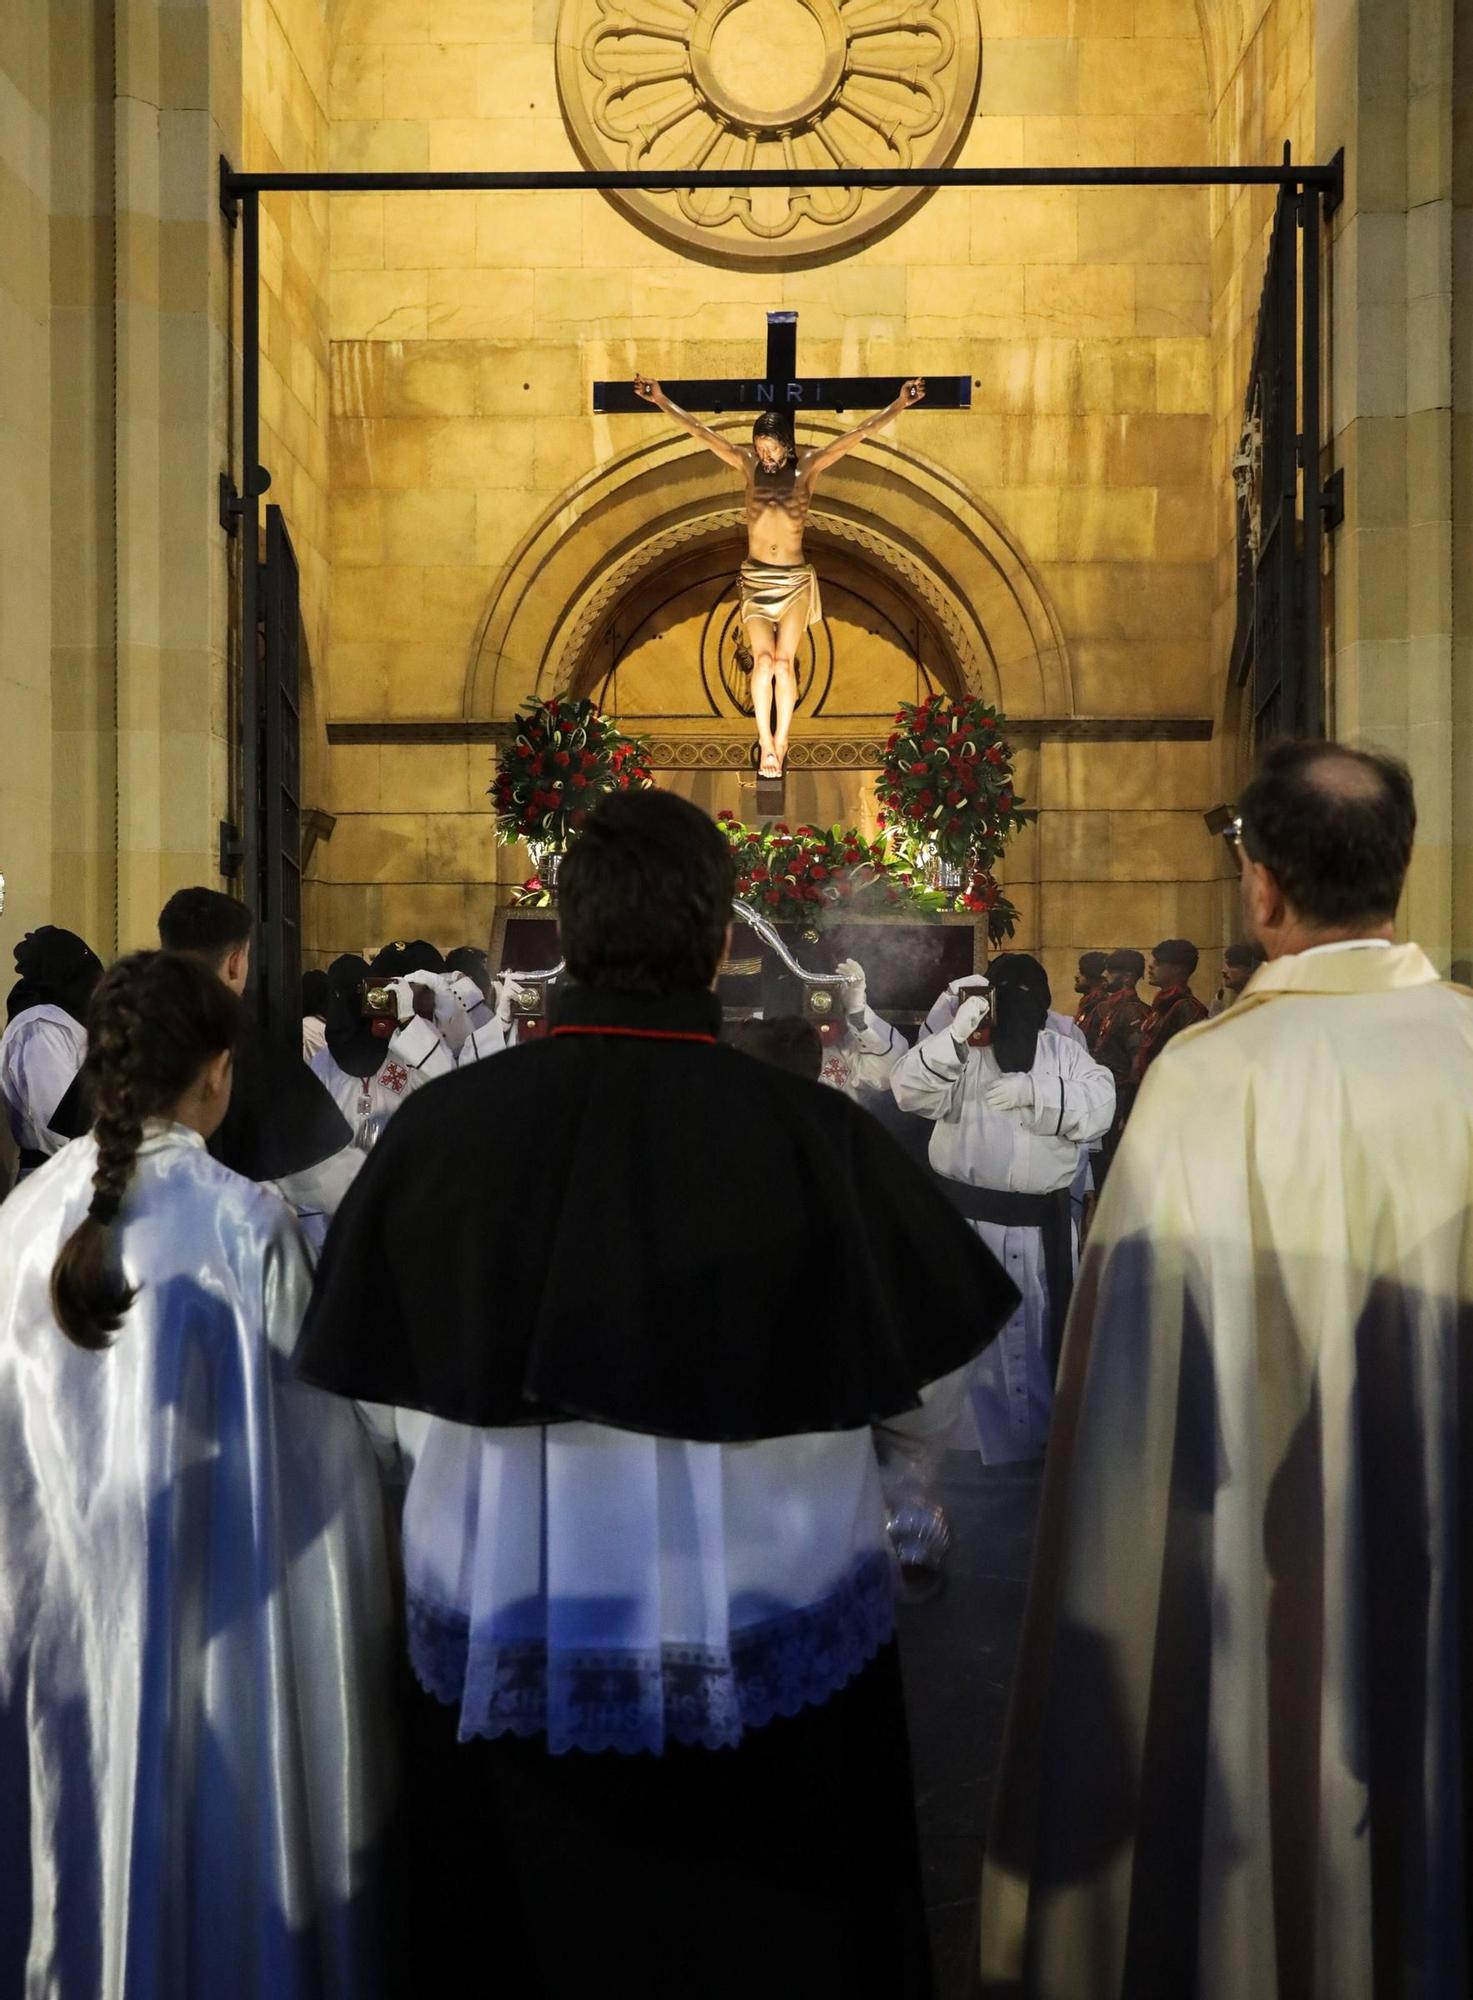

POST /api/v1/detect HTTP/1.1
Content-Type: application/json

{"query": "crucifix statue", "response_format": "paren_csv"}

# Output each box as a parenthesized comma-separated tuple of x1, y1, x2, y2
(595, 313, 970, 787)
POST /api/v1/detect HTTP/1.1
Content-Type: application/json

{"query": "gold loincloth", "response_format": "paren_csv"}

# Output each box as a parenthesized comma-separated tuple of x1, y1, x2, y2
(738, 559, 822, 631)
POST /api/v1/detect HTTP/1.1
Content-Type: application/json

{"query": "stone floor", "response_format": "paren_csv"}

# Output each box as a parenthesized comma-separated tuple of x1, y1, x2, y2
(896, 1451, 1045, 2000)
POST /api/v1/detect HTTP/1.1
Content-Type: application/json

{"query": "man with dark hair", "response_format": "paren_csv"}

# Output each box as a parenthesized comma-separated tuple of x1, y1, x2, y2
(158, 886, 254, 989)
(1072, 950, 1109, 1047)
(981, 741, 1473, 1996)
(1212, 938, 1267, 1014)
(51, 886, 357, 1246)
(298, 787, 1017, 1998)
(1130, 936, 1207, 1093)
(1090, 947, 1149, 1185)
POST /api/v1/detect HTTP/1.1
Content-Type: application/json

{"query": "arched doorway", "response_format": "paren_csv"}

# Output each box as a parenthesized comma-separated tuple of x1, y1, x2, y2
(568, 526, 968, 826)
(463, 427, 1068, 828)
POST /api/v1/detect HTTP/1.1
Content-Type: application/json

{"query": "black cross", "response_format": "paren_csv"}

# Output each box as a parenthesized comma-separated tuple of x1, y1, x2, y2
(592, 310, 971, 417)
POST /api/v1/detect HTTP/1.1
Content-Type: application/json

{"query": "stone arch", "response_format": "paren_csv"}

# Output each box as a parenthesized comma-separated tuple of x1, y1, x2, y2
(465, 424, 1071, 723)
(568, 512, 972, 716)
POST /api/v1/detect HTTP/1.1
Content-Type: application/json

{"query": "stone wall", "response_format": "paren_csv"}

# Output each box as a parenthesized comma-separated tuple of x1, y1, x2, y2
(0, 0, 243, 970)
(313, 0, 1234, 1003)
(0, 1, 54, 951)
(49, 0, 117, 946)
(243, 0, 333, 724)
(1319, 0, 1464, 968)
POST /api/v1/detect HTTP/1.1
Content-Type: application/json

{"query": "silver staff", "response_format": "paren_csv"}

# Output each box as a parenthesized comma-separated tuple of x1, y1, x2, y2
(730, 900, 850, 988)
(502, 903, 851, 994)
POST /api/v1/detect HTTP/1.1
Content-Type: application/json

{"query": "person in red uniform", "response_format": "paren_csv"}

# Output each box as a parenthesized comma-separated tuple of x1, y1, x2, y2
(1090, 949, 1149, 1188)
(1132, 938, 1208, 1091)
(1072, 951, 1109, 1050)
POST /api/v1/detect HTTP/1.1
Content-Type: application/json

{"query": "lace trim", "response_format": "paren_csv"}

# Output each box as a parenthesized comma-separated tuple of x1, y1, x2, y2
(407, 1549, 895, 1756)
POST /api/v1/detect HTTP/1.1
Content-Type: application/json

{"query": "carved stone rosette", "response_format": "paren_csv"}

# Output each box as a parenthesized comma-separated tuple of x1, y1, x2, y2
(555, 0, 982, 263)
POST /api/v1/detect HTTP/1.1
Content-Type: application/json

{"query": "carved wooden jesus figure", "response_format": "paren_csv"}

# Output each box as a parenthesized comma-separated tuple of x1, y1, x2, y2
(634, 374, 926, 778)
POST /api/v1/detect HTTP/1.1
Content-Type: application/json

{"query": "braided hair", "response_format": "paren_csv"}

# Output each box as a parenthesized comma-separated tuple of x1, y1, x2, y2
(50, 951, 242, 1351)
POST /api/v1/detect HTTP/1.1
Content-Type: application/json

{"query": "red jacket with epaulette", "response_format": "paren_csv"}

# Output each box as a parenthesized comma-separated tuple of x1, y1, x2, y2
(1131, 984, 1209, 1086)
(1092, 988, 1149, 1092)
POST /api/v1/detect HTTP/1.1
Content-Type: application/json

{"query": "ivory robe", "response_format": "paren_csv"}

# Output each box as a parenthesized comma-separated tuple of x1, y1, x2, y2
(980, 943, 1473, 2000)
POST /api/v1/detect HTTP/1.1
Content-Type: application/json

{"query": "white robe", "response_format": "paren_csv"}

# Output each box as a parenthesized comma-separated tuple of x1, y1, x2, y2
(359, 1364, 971, 1756)
(456, 1015, 513, 1065)
(0, 1125, 396, 1998)
(0, 1003, 87, 1163)
(309, 1014, 453, 1150)
(301, 1013, 328, 1063)
(980, 940, 1473, 2000)
(818, 1005, 906, 1099)
(445, 971, 493, 1036)
(268, 1146, 365, 1256)
(892, 1023, 1115, 1461)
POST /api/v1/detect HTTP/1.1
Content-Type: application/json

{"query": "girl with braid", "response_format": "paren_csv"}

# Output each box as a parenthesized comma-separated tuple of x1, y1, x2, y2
(0, 952, 397, 1999)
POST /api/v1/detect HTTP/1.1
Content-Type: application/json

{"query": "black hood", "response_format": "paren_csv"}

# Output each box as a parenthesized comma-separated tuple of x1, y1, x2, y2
(988, 954, 1051, 1074)
(324, 952, 393, 1080)
(8, 927, 104, 1026)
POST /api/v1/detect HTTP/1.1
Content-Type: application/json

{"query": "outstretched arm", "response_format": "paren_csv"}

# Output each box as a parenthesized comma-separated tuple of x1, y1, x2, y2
(801, 378, 926, 478)
(634, 376, 749, 471)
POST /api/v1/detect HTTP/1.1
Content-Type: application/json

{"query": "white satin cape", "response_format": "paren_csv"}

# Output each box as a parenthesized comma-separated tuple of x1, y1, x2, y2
(0, 1127, 396, 1999)
(980, 944, 1473, 1998)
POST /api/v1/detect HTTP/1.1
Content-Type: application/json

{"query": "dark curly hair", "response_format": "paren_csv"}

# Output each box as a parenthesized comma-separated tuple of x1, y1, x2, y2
(50, 951, 241, 1351)
(559, 790, 735, 996)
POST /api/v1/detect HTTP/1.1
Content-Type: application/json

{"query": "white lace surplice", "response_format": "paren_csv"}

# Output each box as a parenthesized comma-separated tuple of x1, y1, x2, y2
(369, 1383, 965, 1756)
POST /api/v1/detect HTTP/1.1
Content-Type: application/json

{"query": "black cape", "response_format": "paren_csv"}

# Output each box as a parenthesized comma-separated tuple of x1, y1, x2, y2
(296, 984, 1019, 1443)
(50, 1024, 351, 1181)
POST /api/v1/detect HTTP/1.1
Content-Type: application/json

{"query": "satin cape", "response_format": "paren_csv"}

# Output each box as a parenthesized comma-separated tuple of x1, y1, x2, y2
(297, 985, 1018, 1441)
(0, 1128, 396, 1998)
(979, 944, 1473, 1999)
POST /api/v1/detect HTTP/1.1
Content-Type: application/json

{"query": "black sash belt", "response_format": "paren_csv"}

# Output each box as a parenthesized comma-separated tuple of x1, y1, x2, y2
(937, 1178, 1076, 1383)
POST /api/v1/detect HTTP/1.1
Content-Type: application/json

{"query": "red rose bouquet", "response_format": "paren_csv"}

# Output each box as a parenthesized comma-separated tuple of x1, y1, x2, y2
(876, 693, 1028, 941)
(716, 813, 928, 927)
(491, 696, 652, 856)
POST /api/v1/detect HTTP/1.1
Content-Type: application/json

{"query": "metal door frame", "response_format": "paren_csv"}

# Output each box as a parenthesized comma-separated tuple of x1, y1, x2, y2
(219, 152, 1343, 1026)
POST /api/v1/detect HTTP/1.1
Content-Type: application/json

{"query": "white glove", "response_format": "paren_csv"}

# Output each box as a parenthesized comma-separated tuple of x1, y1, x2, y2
(382, 976, 420, 1027)
(405, 968, 457, 1029)
(951, 992, 990, 1044)
(445, 968, 485, 1014)
(983, 1072, 1035, 1113)
(835, 957, 866, 1017)
(494, 976, 535, 1025)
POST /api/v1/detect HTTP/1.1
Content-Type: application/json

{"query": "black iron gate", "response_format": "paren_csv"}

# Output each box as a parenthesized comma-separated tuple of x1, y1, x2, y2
(1230, 168, 1326, 745)
(250, 505, 303, 1042)
(222, 153, 1340, 1018)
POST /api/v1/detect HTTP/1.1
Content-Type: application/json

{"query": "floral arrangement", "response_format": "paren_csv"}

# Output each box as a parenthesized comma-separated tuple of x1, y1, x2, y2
(716, 814, 930, 928)
(876, 693, 1029, 940)
(491, 696, 651, 854)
